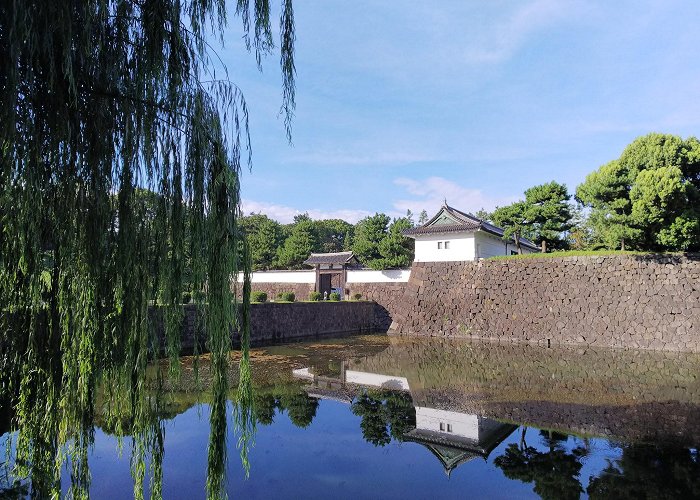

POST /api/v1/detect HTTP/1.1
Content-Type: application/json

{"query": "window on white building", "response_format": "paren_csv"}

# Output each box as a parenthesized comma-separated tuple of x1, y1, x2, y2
(444, 241, 450, 249)
(439, 422, 445, 431)
(447, 424, 453, 433)
(437, 241, 442, 249)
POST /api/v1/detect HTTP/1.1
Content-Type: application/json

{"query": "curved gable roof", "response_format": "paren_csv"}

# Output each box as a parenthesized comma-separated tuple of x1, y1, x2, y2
(403, 203, 539, 250)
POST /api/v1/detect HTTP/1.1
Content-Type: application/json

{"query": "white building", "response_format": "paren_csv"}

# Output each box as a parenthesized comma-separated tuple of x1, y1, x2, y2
(404, 203, 539, 262)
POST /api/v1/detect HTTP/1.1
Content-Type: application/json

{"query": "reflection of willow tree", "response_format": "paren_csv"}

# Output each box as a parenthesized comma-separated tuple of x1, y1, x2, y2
(253, 390, 320, 429)
(351, 390, 416, 447)
(587, 444, 700, 499)
(494, 429, 586, 500)
(0, 1, 295, 499)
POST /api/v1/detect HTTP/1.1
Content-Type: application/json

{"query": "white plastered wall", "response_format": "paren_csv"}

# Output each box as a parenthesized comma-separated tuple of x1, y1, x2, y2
(413, 233, 475, 262)
(414, 407, 480, 440)
(475, 231, 537, 258)
(240, 269, 411, 283)
(247, 271, 315, 283)
(346, 269, 411, 282)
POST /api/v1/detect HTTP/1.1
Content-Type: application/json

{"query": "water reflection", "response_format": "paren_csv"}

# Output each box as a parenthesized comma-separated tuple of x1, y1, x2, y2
(1, 335, 699, 498)
(289, 336, 700, 497)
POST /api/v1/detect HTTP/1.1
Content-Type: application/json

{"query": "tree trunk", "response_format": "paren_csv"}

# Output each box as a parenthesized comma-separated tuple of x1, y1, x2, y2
(620, 238, 625, 251)
(541, 240, 547, 253)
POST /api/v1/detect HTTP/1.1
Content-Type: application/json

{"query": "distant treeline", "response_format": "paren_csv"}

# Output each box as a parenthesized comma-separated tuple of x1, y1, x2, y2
(244, 133, 700, 269)
(240, 212, 417, 271)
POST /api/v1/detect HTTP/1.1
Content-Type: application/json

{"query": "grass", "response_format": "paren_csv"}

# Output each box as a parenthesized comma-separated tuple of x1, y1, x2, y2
(487, 250, 661, 260)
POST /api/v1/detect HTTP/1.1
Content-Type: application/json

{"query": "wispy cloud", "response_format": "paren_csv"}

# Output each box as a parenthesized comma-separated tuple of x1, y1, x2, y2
(391, 177, 518, 218)
(463, 0, 588, 63)
(241, 199, 372, 224)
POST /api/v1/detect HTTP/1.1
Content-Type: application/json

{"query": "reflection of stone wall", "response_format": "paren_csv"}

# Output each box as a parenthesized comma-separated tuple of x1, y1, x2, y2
(390, 255, 700, 352)
(348, 338, 700, 444)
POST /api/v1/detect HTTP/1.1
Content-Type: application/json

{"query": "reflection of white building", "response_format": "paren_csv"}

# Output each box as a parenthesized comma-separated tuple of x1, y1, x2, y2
(404, 203, 539, 262)
(293, 364, 517, 475)
(404, 407, 517, 475)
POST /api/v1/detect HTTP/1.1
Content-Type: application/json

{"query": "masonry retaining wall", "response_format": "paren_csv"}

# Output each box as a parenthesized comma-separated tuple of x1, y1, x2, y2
(390, 254, 700, 352)
(170, 301, 386, 352)
(246, 281, 406, 332)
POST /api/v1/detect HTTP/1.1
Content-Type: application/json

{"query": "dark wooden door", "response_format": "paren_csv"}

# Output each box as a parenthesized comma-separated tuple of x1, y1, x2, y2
(319, 274, 332, 297)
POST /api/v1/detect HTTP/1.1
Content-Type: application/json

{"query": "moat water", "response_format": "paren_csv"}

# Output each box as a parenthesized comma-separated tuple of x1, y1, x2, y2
(2, 335, 699, 498)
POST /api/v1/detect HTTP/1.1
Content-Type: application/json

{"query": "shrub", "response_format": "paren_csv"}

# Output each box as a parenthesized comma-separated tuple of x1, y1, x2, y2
(329, 292, 340, 301)
(352, 293, 362, 301)
(251, 291, 268, 303)
(308, 291, 322, 301)
(277, 291, 295, 302)
(181, 291, 192, 304)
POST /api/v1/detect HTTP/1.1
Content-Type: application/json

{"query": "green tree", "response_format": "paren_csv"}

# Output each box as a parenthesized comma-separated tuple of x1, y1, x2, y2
(276, 219, 318, 269)
(314, 219, 354, 253)
(240, 214, 284, 270)
(376, 217, 414, 268)
(492, 182, 573, 252)
(492, 201, 532, 254)
(576, 133, 700, 251)
(523, 181, 573, 250)
(418, 210, 429, 225)
(474, 208, 493, 222)
(352, 213, 391, 267)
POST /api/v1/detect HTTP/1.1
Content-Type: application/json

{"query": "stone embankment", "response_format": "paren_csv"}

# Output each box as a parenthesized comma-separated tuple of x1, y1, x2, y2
(390, 254, 700, 352)
(172, 301, 386, 352)
(245, 282, 405, 332)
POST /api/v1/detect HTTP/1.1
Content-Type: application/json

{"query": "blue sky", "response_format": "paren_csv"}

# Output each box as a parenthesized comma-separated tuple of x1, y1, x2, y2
(217, 0, 700, 223)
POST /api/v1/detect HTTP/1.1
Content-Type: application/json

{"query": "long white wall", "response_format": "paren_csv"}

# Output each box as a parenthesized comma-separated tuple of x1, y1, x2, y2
(248, 270, 315, 283)
(346, 269, 411, 283)
(242, 268, 411, 283)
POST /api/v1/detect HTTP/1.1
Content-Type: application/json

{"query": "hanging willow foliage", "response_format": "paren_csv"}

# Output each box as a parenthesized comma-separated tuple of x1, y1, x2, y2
(0, 0, 295, 498)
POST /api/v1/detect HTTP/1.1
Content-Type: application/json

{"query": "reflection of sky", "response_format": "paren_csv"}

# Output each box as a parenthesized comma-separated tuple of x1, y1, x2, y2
(70, 400, 628, 499)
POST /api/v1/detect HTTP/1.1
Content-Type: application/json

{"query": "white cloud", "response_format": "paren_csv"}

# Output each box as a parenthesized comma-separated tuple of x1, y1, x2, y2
(241, 199, 372, 224)
(391, 176, 517, 218)
(463, 0, 588, 63)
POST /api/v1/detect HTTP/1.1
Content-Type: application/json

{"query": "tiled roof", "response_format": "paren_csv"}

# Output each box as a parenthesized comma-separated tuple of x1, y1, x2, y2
(403, 204, 539, 250)
(303, 251, 358, 265)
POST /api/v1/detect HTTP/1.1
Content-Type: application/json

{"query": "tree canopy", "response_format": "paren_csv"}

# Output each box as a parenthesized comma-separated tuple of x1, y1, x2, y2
(352, 214, 414, 269)
(492, 181, 573, 252)
(576, 133, 700, 251)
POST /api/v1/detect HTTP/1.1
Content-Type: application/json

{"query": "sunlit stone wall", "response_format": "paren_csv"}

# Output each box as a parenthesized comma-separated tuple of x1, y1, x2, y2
(390, 254, 700, 352)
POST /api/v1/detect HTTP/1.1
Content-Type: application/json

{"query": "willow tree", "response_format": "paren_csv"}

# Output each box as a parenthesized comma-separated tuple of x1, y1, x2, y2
(0, 0, 295, 498)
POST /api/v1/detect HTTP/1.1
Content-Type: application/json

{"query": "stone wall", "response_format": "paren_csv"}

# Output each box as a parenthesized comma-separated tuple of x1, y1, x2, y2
(247, 282, 314, 301)
(172, 301, 386, 352)
(390, 254, 700, 352)
(244, 281, 406, 332)
(344, 282, 406, 331)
